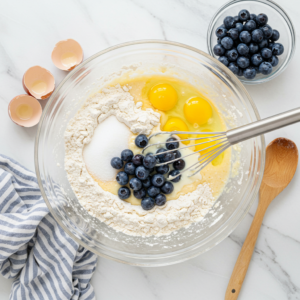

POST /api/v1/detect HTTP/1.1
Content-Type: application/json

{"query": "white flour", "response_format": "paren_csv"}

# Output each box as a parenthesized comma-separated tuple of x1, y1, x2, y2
(65, 84, 215, 236)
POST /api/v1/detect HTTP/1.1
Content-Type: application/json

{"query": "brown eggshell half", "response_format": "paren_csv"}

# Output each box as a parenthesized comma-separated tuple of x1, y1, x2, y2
(8, 94, 42, 127)
(23, 66, 55, 100)
(51, 39, 83, 71)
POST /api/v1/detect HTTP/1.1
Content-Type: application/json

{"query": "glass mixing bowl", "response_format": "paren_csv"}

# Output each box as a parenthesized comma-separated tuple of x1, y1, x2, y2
(35, 40, 265, 266)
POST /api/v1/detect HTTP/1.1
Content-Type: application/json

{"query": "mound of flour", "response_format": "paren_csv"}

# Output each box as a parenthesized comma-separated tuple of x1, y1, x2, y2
(64, 84, 215, 236)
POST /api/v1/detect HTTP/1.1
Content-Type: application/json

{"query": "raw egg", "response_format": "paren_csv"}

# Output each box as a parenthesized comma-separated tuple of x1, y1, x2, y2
(8, 95, 42, 127)
(148, 83, 177, 111)
(184, 96, 212, 125)
(51, 39, 83, 71)
(23, 66, 55, 100)
(163, 117, 189, 144)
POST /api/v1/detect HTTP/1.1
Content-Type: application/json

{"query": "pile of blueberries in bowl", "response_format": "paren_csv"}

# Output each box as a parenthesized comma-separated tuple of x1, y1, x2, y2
(110, 134, 185, 211)
(213, 9, 284, 79)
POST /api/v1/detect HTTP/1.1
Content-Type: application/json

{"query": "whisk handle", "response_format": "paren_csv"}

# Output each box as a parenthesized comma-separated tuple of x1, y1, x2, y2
(227, 107, 300, 145)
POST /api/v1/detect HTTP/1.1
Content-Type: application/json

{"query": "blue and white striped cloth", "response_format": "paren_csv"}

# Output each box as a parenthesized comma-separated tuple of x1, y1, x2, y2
(0, 155, 97, 300)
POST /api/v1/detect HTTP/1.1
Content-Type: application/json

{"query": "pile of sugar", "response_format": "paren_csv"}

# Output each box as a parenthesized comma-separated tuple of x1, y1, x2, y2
(64, 84, 215, 236)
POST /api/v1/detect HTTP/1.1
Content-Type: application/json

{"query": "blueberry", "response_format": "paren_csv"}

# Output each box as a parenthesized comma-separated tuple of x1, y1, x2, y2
(235, 22, 244, 33)
(163, 152, 176, 163)
(227, 28, 239, 40)
(226, 49, 238, 62)
(223, 16, 235, 29)
(261, 48, 272, 59)
(135, 134, 148, 148)
(268, 42, 275, 50)
(141, 197, 155, 210)
(237, 56, 250, 69)
(244, 20, 256, 31)
(237, 68, 244, 76)
(271, 29, 280, 41)
(118, 187, 131, 200)
(217, 37, 221, 44)
(258, 39, 268, 49)
(121, 149, 133, 162)
(156, 164, 169, 175)
(156, 148, 167, 162)
(221, 37, 234, 50)
(261, 24, 273, 39)
(132, 154, 144, 166)
(252, 29, 264, 43)
(237, 43, 249, 56)
(147, 186, 160, 197)
(243, 67, 257, 79)
(173, 150, 181, 159)
(155, 194, 167, 206)
(129, 177, 142, 191)
(259, 62, 273, 75)
(256, 13, 268, 26)
(166, 137, 179, 150)
(173, 159, 186, 171)
(110, 157, 123, 169)
(251, 53, 263, 66)
(135, 166, 150, 180)
(238, 9, 250, 22)
(213, 44, 225, 56)
(239, 31, 251, 44)
(151, 174, 165, 187)
(254, 66, 260, 74)
(133, 188, 146, 199)
(142, 177, 151, 188)
(116, 171, 129, 185)
(228, 62, 240, 75)
(266, 55, 279, 67)
(161, 182, 174, 194)
(169, 170, 181, 183)
(233, 16, 239, 24)
(218, 56, 229, 66)
(215, 26, 227, 38)
(124, 162, 136, 175)
(250, 13, 257, 21)
(272, 43, 284, 56)
(143, 155, 157, 169)
(249, 43, 259, 54)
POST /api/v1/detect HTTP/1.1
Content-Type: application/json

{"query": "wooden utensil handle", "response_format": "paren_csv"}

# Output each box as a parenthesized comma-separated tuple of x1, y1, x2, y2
(225, 202, 268, 300)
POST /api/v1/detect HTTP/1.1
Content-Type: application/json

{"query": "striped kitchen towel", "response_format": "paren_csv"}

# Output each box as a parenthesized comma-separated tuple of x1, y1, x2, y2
(0, 154, 97, 300)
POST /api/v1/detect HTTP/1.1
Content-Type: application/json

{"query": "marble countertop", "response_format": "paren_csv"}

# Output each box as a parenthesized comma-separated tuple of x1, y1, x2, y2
(1, 0, 300, 299)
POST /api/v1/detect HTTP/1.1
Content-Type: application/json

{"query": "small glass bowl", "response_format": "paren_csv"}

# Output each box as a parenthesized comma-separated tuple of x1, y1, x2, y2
(207, 0, 296, 85)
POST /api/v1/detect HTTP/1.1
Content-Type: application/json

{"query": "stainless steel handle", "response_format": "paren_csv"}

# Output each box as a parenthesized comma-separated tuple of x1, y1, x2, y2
(227, 107, 300, 145)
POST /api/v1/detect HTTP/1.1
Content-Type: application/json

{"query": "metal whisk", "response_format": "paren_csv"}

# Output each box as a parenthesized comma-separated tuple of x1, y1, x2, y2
(142, 107, 300, 179)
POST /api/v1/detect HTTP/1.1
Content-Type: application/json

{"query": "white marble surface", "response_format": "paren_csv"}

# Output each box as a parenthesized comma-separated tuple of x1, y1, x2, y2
(0, 0, 300, 299)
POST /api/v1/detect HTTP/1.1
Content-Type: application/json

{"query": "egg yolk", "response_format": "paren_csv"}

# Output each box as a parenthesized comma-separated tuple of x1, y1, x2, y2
(184, 96, 213, 125)
(163, 117, 189, 145)
(149, 83, 178, 111)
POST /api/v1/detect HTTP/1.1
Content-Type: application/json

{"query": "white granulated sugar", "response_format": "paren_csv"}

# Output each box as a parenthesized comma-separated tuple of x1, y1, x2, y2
(83, 115, 131, 181)
(65, 84, 215, 237)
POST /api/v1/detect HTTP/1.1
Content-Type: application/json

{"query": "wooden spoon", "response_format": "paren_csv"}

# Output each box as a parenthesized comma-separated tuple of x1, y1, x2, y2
(225, 137, 298, 300)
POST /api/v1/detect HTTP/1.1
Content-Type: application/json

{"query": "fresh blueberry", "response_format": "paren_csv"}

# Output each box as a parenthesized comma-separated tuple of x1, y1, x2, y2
(169, 170, 181, 183)
(268, 42, 275, 50)
(121, 149, 133, 162)
(271, 29, 280, 41)
(252, 29, 264, 43)
(256, 13, 268, 26)
(135, 166, 150, 180)
(147, 186, 160, 197)
(228, 62, 240, 75)
(135, 134, 148, 148)
(218, 56, 229, 66)
(244, 20, 256, 31)
(166, 137, 179, 150)
(221, 37, 234, 50)
(141, 197, 155, 210)
(124, 162, 136, 175)
(261, 48, 272, 59)
(243, 67, 257, 79)
(118, 187, 131, 200)
(116, 171, 129, 185)
(237, 56, 250, 69)
(254, 66, 260, 74)
(260, 24, 273, 39)
(143, 155, 157, 169)
(156, 148, 167, 162)
(239, 31, 251, 44)
(173, 150, 181, 159)
(129, 177, 142, 191)
(155, 194, 167, 206)
(251, 53, 263, 66)
(142, 177, 151, 188)
(235, 22, 244, 33)
(133, 188, 146, 199)
(249, 43, 259, 54)
(223, 16, 235, 29)
(110, 157, 123, 169)
(237, 43, 249, 56)
(259, 62, 273, 75)
(226, 49, 238, 61)
(233, 16, 239, 24)
(250, 13, 257, 21)
(161, 182, 174, 194)
(272, 43, 284, 56)
(213, 44, 225, 56)
(217, 37, 221, 44)
(215, 26, 227, 38)
(266, 55, 279, 67)
(237, 68, 244, 76)
(258, 39, 268, 49)
(163, 152, 176, 163)
(151, 174, 165, 187)
(227, 28, 239, 40)
(173, 159, 186, 171)
(156, 164, 169, 175)
(132, 154, 144, 166)
(238, 9, 250, 22)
